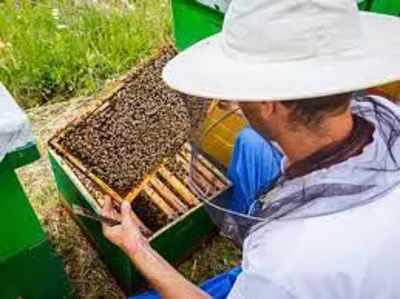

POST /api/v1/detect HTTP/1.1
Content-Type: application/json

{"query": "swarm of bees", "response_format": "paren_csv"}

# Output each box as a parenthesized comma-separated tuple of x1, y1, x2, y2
(60, 46, 203, 197)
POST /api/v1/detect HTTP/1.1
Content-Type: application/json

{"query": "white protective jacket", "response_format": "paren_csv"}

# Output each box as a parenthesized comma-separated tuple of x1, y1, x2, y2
(229, 96, 400, 298)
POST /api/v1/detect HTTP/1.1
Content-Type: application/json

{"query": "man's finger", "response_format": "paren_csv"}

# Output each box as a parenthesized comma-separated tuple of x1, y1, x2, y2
(121, 201, 132, 224)
(104, 196, 113, 210)
(102, 196, 116, 221)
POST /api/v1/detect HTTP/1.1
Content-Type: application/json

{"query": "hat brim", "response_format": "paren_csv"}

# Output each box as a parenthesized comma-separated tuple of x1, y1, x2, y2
(163, 12, 400, 101)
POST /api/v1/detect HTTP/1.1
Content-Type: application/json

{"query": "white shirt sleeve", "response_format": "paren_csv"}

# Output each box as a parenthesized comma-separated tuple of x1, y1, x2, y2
(227, 271, 295, 299)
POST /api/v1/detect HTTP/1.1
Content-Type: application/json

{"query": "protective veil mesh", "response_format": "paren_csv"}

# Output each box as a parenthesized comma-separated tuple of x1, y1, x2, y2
(187, 95, 400, 246)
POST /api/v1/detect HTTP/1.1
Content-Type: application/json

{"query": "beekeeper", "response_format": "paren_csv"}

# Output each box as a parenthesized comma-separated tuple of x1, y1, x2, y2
(102, 0, 400, 298)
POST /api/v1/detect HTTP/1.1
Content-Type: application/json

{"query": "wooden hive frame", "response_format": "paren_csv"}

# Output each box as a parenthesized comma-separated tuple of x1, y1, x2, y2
(48, 101, 229, 208)
(48, 81, 151, 205)
(48, 48, 177, 204)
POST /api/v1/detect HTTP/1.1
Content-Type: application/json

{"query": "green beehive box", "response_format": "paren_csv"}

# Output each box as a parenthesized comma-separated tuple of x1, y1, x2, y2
(1, 143, 74, 299)
(171, 0, 224, 51)
(358, 0, 400, 16)
(1, 81, 74, 299)
(49, 146, 232, 295)
(171, 0, 400, 53)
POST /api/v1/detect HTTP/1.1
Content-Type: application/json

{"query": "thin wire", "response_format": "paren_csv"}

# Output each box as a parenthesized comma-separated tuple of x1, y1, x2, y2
(202, 107, 241, 138)
(189, 105, 242, 198)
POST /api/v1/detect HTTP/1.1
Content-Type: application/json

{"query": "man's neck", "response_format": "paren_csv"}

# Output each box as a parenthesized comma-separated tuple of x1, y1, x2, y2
(278, 113, 355, 166)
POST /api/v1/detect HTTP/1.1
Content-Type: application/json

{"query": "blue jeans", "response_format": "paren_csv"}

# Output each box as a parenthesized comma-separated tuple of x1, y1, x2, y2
(130, 128, 283, 299)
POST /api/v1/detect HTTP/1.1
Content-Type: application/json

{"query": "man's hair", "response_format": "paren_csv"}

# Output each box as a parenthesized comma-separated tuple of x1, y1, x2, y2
(281, 93, 353, 129)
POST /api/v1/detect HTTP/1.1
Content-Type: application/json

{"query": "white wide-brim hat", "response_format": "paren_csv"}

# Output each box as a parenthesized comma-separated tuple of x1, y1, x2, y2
(163, 0, 400, 101)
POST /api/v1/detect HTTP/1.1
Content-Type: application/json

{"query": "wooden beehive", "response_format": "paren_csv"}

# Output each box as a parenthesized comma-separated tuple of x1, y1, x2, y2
(49, 134, 232, 294)
(47, 45, 233, 293)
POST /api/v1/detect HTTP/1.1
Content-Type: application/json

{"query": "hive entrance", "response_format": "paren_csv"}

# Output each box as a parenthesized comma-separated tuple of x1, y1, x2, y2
(49, 45, 230, 237)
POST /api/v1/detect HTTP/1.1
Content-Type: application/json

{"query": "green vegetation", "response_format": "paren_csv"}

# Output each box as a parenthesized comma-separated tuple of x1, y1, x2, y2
(0, 0, 172, 108)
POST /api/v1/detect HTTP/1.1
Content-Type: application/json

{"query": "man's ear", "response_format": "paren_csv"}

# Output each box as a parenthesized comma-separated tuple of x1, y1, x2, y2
(260, 101, 275, 119)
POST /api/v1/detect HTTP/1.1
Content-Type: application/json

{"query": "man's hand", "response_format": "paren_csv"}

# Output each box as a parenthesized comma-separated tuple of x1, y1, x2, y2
(101, 196, 148, 255)
(101, 196, 211, 299)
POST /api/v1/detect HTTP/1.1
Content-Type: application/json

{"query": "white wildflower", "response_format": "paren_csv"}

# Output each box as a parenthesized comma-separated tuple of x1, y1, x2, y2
(56, 24, 68, 30)
(52, 8, 60, 20)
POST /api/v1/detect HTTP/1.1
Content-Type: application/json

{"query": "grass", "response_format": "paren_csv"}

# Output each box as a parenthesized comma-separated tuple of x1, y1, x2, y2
(0, 0, 172, 109)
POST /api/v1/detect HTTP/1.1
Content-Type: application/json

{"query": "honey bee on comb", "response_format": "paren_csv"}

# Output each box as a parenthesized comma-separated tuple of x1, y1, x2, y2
(59, 45, 200, 198)
(132, 193, 171, 232)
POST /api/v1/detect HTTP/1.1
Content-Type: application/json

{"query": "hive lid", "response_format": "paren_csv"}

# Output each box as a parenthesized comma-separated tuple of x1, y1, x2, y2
(195, 0, 231, 13)
(0, 83, 34, 162)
